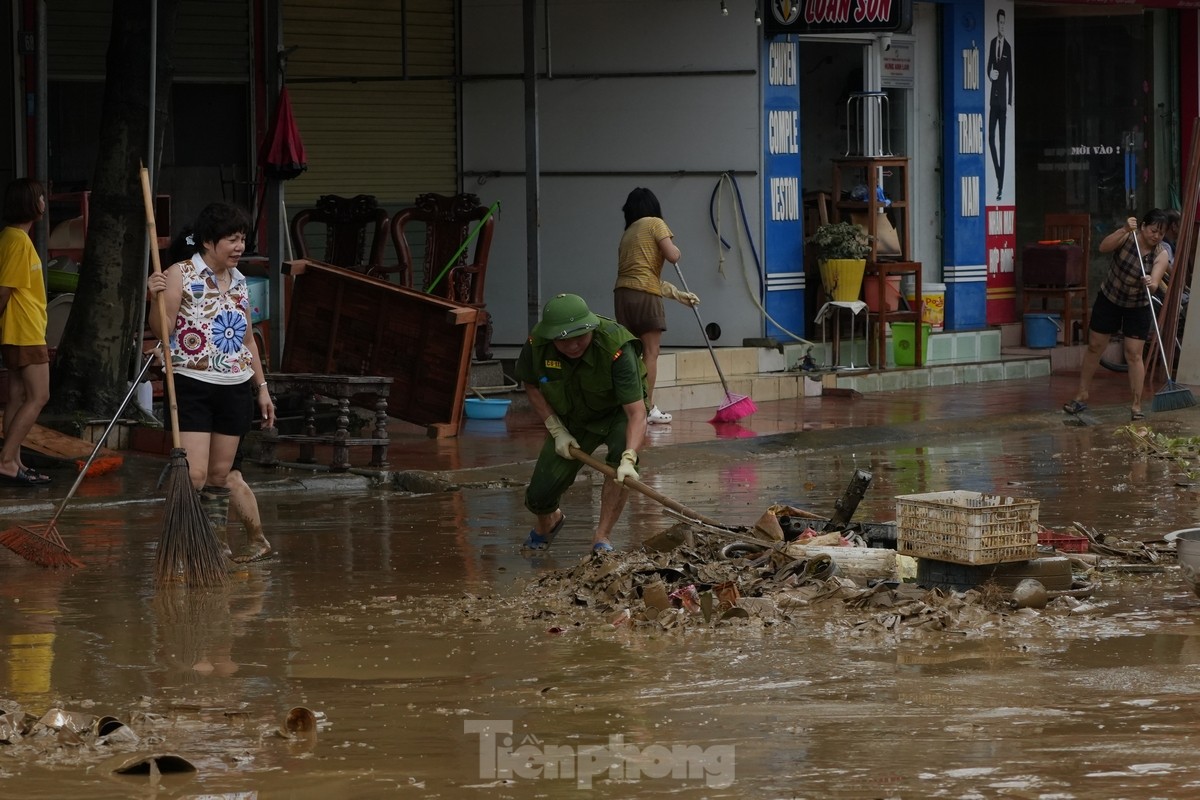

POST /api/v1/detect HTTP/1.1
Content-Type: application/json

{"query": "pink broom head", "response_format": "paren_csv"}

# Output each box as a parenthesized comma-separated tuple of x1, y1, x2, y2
(709, 393, 757, 424)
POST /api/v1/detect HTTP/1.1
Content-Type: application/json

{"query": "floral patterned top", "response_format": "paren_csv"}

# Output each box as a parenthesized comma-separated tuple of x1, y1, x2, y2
(171, 254, 254, 384)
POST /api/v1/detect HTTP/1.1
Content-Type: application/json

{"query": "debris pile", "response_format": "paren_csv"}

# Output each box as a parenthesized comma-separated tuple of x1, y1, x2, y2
(517, 517, 1111, 637)
(511, 468, 1200, 635)
(497, 464, 1200, 634)
(1118, 424, 1200, 483)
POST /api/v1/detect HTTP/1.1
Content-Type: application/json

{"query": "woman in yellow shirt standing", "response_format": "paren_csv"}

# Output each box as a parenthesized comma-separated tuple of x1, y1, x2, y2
(613, 187, 698, 424)
(0, 178, 51, 486)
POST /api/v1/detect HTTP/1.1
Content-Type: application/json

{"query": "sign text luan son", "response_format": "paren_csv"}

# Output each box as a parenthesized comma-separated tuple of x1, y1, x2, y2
(764, 0, 913, 36)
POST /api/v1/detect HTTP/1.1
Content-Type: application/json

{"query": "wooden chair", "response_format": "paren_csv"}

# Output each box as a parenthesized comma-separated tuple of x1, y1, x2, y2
(289, 194, 390, 274)
(1022, 213, 1091, 345)
(391, 192, 495, 360)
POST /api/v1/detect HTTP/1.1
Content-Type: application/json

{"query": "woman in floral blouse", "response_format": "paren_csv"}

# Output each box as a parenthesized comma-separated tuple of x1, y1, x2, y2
(148, 203, 274, 560)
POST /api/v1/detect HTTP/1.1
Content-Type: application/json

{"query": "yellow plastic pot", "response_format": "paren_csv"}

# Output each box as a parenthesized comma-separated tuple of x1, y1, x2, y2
(819, 258, 866, 302)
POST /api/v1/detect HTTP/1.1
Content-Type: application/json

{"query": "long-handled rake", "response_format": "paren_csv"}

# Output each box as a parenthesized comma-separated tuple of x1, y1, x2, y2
(1133, 229, 1197, 412)
(0, 351, 159, 568)
(140, 166, 228, 588)
(569, 446, 745, 534)
(670, 262, 757, 423)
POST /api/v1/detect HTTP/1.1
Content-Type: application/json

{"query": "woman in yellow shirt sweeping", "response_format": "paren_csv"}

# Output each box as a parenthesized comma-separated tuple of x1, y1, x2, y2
(613, 187, 698, 424)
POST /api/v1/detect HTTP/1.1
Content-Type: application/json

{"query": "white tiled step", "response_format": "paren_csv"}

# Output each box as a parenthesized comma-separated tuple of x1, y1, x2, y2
(653, 331, 1051, 413)
(490, 331, 1051, 414)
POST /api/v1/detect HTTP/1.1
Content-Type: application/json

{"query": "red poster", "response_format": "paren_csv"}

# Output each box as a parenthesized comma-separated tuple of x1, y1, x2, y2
(986, 203, 1016, 324)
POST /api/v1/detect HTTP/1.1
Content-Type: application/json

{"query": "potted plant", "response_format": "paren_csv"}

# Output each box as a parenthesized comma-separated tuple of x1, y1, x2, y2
(809, 221, 872, 302)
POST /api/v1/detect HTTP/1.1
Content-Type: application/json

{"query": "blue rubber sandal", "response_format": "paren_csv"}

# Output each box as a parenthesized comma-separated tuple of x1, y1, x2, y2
(523, 514, 566, 550)
(1062, 400, 1088, 415)
(592, 541, 614, 553)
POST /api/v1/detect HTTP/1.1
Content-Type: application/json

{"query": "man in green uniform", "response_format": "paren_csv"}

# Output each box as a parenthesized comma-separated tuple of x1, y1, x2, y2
(515, 293, 648, 553)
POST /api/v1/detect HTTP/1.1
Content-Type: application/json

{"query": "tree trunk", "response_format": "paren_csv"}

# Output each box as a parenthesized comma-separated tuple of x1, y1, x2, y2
(49, 0, 180, 416)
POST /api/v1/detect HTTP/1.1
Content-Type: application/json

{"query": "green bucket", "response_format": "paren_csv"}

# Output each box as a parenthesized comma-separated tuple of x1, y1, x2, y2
(891, 322, 931, 367)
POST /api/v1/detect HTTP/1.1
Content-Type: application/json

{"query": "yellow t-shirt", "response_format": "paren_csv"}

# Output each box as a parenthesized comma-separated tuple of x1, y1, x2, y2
(615, 217, 673, 295)
(0, 225, 48, 346)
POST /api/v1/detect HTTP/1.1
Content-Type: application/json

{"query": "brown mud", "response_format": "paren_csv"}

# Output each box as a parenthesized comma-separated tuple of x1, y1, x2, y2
(3, 420, 1200, 797)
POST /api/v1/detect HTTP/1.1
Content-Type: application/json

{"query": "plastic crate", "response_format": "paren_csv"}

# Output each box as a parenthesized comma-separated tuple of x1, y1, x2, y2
(896, 490, 1039, 566)
(1036, 527, 1088, 553)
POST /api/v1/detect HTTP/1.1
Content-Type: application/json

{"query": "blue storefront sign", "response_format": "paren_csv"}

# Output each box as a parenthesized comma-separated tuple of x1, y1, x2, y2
(761, 36, 806, 339)
(941, 0, 988, 330)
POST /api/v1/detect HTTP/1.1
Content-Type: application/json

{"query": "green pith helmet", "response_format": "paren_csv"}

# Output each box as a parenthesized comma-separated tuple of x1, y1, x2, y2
(532, 293, 601, 340)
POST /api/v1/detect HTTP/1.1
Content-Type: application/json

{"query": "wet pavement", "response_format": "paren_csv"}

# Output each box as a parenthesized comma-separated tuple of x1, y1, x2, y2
(4, 366, 1200, 797)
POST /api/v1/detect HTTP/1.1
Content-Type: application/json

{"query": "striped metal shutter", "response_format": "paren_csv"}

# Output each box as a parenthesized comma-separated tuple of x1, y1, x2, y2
(281, 0, 458, 212)
(47, 0, 250, 80)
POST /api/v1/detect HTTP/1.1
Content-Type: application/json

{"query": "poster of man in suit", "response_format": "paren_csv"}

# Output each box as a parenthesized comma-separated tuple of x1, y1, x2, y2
(986, 5, 1013, 203)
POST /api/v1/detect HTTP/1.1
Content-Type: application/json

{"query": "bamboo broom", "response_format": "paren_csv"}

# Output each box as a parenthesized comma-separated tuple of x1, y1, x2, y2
(140, 166, 228, 588)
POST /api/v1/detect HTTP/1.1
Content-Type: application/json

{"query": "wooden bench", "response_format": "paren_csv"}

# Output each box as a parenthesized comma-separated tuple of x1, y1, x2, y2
(259, 373, 392, 471)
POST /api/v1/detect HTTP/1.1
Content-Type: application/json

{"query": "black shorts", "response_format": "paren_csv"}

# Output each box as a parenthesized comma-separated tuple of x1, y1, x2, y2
(231, 439, 246, 472)
(174, 375, 254, 437)
(1090, 292, 1152, 341)
(614, 288, 666, 337)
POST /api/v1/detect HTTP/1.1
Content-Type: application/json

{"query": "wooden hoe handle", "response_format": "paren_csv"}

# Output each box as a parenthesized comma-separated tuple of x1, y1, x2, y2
(568, 445, 728, 529)
(139, 166, 183, 449)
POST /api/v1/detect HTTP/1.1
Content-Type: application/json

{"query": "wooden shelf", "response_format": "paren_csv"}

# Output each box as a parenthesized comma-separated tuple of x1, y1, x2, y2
(865, 260, 923, 368)
(831, 157, 922, 368)
(832, 156, 911, 264)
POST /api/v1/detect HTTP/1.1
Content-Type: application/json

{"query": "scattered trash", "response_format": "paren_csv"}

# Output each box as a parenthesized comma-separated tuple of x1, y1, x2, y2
(1118, 425, 1200, 482)
(111, 752, 197, 775)
(1011, 579, 1049, 609)
(37, 707, 95, 735)
(1073, 521, 1161, 563)
(96, 718, 140, 745)
(1, 698, 321, 778)
(669, 585, 702, 614)
(640, 579, 671, 615)
(275, 706, 322, 742)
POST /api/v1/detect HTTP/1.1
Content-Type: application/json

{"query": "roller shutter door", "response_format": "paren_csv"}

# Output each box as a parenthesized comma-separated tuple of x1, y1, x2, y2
(281, 0, 458, 211)
(47, 0, 250, 80)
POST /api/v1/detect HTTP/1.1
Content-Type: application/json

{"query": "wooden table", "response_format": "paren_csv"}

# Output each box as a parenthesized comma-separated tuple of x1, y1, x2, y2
(259, 373, 393, 471)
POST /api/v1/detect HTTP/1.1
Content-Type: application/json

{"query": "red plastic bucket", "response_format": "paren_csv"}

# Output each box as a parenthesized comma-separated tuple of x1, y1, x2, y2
(863, 276, 902, 312)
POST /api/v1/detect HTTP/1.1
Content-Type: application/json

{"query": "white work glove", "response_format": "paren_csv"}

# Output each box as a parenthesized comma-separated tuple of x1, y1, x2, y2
(615, 449, 639, 484)
(661, 280, 700, 307)
(544, 414, 579, 460)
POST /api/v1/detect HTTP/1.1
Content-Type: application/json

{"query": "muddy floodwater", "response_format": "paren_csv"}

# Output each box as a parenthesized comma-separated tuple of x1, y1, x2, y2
(4, 420, 1200, 798)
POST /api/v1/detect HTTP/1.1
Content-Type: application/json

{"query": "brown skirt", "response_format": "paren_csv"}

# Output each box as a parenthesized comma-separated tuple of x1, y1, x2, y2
(1, 343, 50, 368)
(614, 288, 665, 336)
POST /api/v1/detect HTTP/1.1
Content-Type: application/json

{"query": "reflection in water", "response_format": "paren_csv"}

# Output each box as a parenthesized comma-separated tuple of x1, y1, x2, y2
(151, 572, 268, 683)
(153, 584, 239, 679)
(0, 568, 69, 702)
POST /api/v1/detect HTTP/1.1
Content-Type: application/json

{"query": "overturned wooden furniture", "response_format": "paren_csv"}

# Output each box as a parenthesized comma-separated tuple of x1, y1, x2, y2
(259, 374, 392, 471)
(280, 258, 479, 438)
(391, 192, 495, 360)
